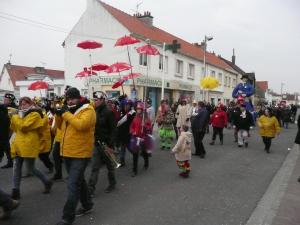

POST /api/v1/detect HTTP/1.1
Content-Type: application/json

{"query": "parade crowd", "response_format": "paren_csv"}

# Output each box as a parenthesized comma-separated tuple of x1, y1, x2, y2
(0, 85, 299, 225)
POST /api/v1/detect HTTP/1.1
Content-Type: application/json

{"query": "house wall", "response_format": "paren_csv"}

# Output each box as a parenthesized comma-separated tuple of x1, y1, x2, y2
(0, 67, 15, 96)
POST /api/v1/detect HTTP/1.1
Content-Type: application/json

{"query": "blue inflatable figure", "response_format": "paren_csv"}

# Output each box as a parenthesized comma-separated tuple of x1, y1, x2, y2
(232, 74, 254, 112)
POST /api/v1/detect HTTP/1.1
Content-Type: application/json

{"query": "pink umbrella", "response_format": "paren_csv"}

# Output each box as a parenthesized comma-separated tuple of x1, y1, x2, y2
(28, 80, 49, 90)
(105, 62, 132, 73)
(75, 67, 97, 78)
(112, 78, 125, 89)
(136, 44, 160, 55)
(115, 35, 140, 89)
(77, 40, 103, 49)
(89, 63, 109, 71)
(114, 35, 140, 46)
(123, 73, 141, 81)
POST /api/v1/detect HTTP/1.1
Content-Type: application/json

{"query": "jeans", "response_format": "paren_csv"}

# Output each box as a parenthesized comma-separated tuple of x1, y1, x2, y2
(237, 129, 249, 146)
(192, 130, 206, 156)
(52, 141, 62, 177)
(0, 141, 12, 165)
(88, 144, 116, 193)
(62, 157, 93, 223)
(212, 127, 224, 142)
(132, 143, 148, 173)
(262, 136, 272, 150)
(13, 157, 50, 190)
(0, 187, 13, 210)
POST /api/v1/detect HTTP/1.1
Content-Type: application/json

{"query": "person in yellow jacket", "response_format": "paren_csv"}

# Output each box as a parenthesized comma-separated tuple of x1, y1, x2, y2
(257, 108, 281, 153)
(55, 88, 96, 225)
(10, 97, 53, 200)
(38, 110, 54, 173)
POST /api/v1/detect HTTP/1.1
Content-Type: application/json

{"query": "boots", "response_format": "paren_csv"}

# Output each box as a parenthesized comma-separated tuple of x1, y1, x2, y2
(11, 188, 20, 200)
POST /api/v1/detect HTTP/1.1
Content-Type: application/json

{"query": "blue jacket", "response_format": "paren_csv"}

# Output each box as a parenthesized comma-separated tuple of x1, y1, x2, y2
(232, 82, 254, 98)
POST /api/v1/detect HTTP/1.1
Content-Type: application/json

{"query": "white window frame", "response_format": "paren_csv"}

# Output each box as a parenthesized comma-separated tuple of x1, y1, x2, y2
(139, 53, 147, 66)
(159, 55, 163, 71)
(218, 73, 222, 85)
(175, 59, 183, 77)
(188, 63, 195, 79)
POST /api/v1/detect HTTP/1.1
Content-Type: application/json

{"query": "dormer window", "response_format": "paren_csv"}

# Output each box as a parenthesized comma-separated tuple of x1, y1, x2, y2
(34, 67, 45, 74)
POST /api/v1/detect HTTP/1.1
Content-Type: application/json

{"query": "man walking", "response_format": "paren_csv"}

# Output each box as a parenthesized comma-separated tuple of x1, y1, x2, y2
(88, 91, 117, 196)
(191, 101, 210, 158)
(55, 87, 96, 225)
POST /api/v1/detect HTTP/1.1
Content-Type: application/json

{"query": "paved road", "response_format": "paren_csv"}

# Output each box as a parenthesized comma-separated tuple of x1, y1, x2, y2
(0, 124, 297, 225)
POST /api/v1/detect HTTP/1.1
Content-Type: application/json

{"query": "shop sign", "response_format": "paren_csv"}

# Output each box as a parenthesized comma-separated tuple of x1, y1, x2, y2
(136, 77, 162, 87)
(89, 76, 130, 85)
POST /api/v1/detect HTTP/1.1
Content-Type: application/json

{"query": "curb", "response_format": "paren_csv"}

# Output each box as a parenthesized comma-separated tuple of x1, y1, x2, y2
(245, 144, 299, 225)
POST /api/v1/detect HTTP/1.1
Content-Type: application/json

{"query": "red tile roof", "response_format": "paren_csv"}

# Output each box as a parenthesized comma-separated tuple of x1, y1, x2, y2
(256, 81, 268, 91)
(5, 64, 64, 87)
(100, 1, 233, 71)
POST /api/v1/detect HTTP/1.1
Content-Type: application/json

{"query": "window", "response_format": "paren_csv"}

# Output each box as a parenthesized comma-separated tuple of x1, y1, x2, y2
(211, 70, 216, 78)
(164, 56, 168, 73)
(201, 67, 205, 78)
(188, 64, 195, 79)
(175, 59, 183, 76)
(57, 87, 61, 96)
(233, 78, 236, 87)
(139, 53, 147, 66)
(159, 55, 163, 70)
(218, 73, 222, 85)
(225, 76, 228, 87)
(228, 77, 232, 88)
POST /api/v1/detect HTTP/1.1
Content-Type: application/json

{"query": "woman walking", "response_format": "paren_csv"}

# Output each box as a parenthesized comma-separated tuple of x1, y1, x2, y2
(257, 108, 281, 153)
(209, 105, 228, 145)
(10, 97, 53, 199)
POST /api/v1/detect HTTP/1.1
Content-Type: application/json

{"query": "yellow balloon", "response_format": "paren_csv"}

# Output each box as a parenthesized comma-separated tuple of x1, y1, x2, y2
(200, 76, 220, 90)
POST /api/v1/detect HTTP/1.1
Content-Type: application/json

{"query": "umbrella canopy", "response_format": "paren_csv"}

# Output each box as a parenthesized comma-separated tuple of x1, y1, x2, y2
(89, 63, 109, 71)
(112, 79, 125, 89)
(115, 35, 140, 46)
(123, 73, 141, 81)
(200, 76, 220, 90)
(75, 68, 97, 78)
(105, 62, 132, 73)
(77, 40, 103, 49)
(136, 44, 160, 55)
(28, 81, 49, 90)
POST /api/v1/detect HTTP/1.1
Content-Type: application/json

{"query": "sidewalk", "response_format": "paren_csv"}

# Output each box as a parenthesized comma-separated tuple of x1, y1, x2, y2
(246, 144, 300, 225)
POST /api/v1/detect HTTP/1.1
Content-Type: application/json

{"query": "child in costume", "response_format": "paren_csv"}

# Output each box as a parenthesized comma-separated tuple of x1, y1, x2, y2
(171, 125, 192, 178)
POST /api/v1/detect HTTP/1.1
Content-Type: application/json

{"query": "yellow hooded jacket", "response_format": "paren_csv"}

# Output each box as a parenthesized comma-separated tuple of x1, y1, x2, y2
(10, 111, 43, 158)
(56, 104, 96, 158)
(257, 115, 281, 137)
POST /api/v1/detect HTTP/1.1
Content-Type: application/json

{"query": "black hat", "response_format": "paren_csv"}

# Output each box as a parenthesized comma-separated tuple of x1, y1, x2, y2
(4, 93, 15, 101)
(65, 87, 81, 99)
(93, 91, 106, 99)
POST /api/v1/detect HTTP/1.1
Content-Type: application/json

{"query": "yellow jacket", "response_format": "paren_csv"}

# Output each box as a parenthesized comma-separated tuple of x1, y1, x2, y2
(10, 111, 43, 158)
(257, 115, 281, 137)
(39, 113, 52, 153)
(57, 104, 96, 158)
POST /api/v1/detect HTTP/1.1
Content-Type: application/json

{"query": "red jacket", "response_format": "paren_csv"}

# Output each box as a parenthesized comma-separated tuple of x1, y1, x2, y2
(209, 110, 228, 128)
(130, 114, 152, 138)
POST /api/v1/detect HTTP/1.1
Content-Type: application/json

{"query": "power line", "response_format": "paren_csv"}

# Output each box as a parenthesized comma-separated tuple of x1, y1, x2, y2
(0, 12, 117, 41)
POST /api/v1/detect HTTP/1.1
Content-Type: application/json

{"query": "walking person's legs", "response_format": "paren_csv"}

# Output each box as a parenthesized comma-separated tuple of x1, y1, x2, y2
(52, 141, 62, 180)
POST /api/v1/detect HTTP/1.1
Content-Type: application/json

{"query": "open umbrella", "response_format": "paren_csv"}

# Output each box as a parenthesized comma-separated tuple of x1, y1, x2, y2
(115, 35, 140, 90)
(89, 63, 109, 71)
(136, 44, 160, 56)
(28, 80, 49, 90)
(123, 73, 141, 81)
(112, 78, 125, 89)
(77, 40, 103, 49)
(75, 68, 97, 78)
(77, 40, 103, 95)
(105, 62, 132, 95)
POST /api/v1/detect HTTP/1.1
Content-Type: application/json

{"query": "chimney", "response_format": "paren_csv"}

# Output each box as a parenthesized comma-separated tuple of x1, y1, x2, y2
(232, 48, 236, 65)
(135, 11, 153, 26)
(193, 42, 206, 50)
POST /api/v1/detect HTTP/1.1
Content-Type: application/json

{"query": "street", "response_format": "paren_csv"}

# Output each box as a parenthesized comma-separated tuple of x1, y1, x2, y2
(0, 124, 297, 225)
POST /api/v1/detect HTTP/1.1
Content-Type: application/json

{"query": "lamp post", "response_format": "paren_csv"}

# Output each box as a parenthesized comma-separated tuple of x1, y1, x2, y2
(202, 35, 213, 101)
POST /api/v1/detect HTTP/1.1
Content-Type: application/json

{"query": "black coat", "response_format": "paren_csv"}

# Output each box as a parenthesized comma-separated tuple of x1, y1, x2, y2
(233, 110, 254, 131)
(116, 110, 136, 146)
(191, 108, 210, 132)
(295, 115, 300, 144)
(0, 104, 10, 144)
(94, 103, 116, 146)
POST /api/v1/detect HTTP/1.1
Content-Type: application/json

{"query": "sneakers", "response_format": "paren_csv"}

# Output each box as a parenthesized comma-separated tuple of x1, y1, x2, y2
(43, 181, 53, 194)
(1, 162, 13, 169)
(104, 184, 115, 193)
(75, 207, 92, 217)
(11, 188, 20, 200)
(0, 199, 20, 220)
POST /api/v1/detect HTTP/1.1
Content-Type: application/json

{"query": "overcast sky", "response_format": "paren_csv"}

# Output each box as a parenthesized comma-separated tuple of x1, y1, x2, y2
(0, 0, 299, 93)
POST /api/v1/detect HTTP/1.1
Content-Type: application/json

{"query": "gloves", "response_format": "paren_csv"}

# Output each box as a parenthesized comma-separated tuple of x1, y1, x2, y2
(55, 105, 68, 116)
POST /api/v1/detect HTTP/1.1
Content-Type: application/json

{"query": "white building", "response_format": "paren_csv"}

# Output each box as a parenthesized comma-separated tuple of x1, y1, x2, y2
(64, 0, 239, 108)
(0, 63, 64, 99)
